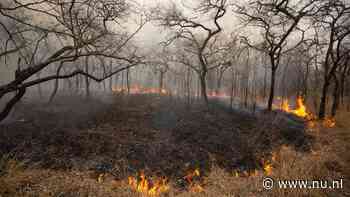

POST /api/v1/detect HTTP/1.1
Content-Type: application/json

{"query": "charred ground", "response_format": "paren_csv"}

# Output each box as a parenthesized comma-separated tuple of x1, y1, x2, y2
(0, 94, 313, 185)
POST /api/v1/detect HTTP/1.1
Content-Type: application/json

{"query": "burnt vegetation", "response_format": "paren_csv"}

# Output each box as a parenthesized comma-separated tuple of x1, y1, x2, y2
(0, 0, 349, 196)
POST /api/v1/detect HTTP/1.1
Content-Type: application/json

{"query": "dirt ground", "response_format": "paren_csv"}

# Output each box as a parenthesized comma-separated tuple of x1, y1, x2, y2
(0, 94, 348, 197)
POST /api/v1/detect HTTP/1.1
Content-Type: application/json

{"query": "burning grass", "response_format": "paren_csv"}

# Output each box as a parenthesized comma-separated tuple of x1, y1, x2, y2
(281, 96, 313, 119)
(127, 171, 170, 196)
(112, 85, 168, 95)
(281, 96, 337, 129)
(0, 95, 348, 196)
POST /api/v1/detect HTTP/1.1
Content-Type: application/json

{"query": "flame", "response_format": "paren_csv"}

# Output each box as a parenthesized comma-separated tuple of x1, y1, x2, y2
(97, 173, 105, 183)
(233, 171, 240, 177)
(323, 117, 336, 128)
(260, 153, 276, 176)
(292, 97, 309, 118)
(281, 97, 338, 129)
(112, 85, 168, 95)
(263, 163, 273, 175)
(233, 169, 259, 178)
(281, 96, 312, 119)
(282, 99, 291, 112)
(271, 152, 277, 162)
(307, 121, 316, 129)
(189, 184, 204, 193)
(184, 168, 204, 193)
(249, 169, 259, 177)
(207, 91, 230, 98)
(160, 88, 167, 95)
(128, 171, 169, 196)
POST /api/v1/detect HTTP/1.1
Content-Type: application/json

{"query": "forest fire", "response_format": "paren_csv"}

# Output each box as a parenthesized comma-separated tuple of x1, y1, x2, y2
(263, 163, 273, 176)
(127, 169, 205, 195)
(281, 96, 311, 119)
(207, 91, 230, 98)
(323, 117, 336, 128)
(261, 153, 276, 176)
(128, 171, 170, 196)
(112, 85, 168, 95)
(184, 168, 204, 193)
(281, 97, 337, 128)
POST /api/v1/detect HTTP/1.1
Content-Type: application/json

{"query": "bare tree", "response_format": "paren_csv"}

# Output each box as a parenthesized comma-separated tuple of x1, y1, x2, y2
(0, 0, 146, 122)
(155, 0, 227, 105)
(313, 0, 350, 118)
(236, 0, 322, 111)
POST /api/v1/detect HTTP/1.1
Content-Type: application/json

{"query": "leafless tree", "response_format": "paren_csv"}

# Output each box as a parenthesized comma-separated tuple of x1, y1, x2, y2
(236, 0, 322, 111)
(0, 0, 147, 122)
(155, 0, 228, 105)
(312, 0, 350, 118)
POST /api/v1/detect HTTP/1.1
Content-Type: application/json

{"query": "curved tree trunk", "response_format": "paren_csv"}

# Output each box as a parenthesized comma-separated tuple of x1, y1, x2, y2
(49, 62, 64, 103)
(0, 88, 26, 122)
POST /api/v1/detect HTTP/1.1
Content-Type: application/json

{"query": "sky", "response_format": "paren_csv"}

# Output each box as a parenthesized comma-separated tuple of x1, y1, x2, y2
(130, 0, 244, 48)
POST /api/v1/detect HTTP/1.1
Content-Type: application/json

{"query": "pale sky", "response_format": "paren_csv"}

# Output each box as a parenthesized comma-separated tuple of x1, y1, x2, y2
(131, 0, 244, 49)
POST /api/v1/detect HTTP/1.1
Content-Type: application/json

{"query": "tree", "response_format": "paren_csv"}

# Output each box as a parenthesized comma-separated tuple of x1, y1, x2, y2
(312, 0, 350, 118)
(0, 0, 146, 122)
(155, 0, 227, 105)
(236, 0, 322, 111)
(149, 47, 171, 93)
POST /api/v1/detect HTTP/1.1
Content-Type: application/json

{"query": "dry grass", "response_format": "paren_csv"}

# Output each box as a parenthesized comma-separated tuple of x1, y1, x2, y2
(0, 98, 349, 197)
(0, 143, 339, 197)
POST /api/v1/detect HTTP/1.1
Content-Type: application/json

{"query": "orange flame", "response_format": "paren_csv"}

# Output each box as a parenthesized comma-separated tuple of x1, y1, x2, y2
(260, 152, 277, 176)
(323, 117, 336, 128)
(281, 96, 311, 119)
(281, 97, 318, 129)
(112, 85, 168, 95)
(128, 171, 169, 196)
(207, 91, 230, 98)
(280, 97, 337, 128)
(263, 163, 273, 176)
(184, 168, 204, 193)
(292, 97, 309, 118)
(233, 169, 259, 178)
(282, 99, 291, 112)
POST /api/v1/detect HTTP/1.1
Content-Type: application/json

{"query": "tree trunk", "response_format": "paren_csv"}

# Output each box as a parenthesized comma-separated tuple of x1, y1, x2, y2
(66, 78, 73, 92)
(159, 71, 164, 93)
(319, 80, 330, 119)
(85, 57, 90, 98)
(263, 66, 267, 101)
(75, 74, 80, 92)
(267, 68, 276, 111)
(109, 71, 113, 92)
(331, 77, 340, 117)
(115, 73, 119, 89)
(313, 56, 320, 114)
(121, 70, 124, 89)
(216, 70, 224, 95)
(36, 72, 43, 98)
(230, 67, 235, 109)
(186, 67, 191, 105)
(199, 72, 208, 105)
(126, 68, 130, 95)
(197, 77, 200, 100)
(49, 63, 64, 103)
(340, 65, 348, 106)
(0, 88, 26, 122)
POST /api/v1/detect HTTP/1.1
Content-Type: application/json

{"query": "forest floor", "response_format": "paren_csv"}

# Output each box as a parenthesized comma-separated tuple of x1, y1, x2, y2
(0, 93, 349, 197)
